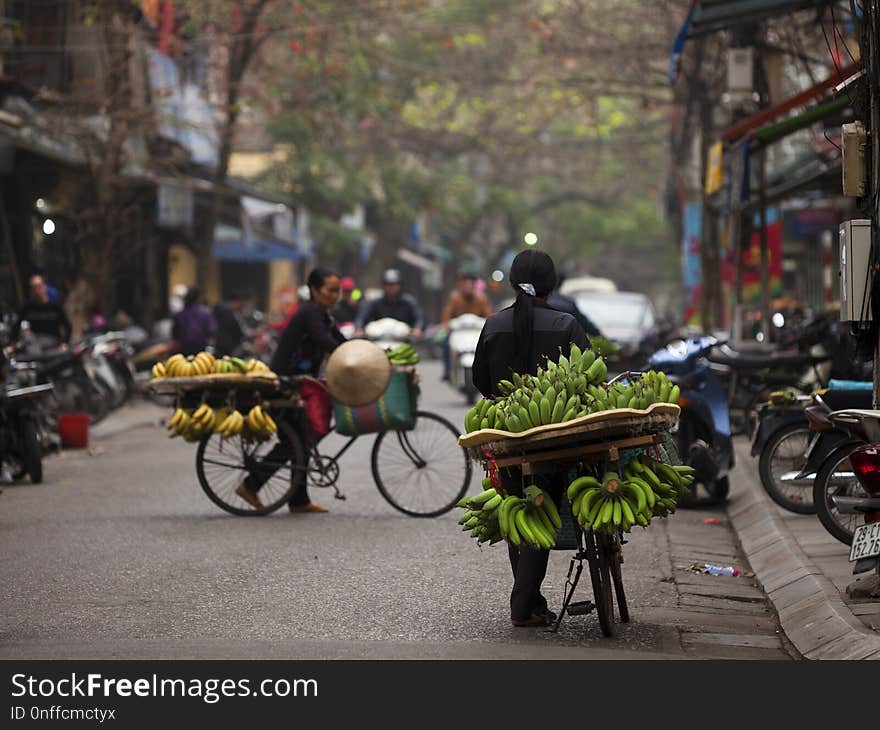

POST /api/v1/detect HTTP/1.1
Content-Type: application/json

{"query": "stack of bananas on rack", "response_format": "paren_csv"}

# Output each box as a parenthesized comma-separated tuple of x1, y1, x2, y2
(385, 343, 419, 366)
(167, 404, 225, 442)
(245, 358, 274, 375)
(463, 344, 680, 434)
(567, 457, 695, 534)
(244, 405, 277, 441)
(456, 482, 562, 549)
(151, 353, 276, 379)
(167, 404, 277, 442)
(153, 352, 216, 379)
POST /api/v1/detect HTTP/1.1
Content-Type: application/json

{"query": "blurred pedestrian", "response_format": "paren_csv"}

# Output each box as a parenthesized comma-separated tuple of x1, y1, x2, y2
(172, 287, 217, 356)
(12, 274, 72, 346)
(213, 290, 245, 356)
(331, 276, 360, 324)
(440, 271, 493, 381)
(355, 268, 424, 337)
(547, 273, 602, 338)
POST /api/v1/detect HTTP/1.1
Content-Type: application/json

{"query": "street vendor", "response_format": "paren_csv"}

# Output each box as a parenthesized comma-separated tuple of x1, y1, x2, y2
(235, 267, 345, 514)
(472, 249, 590, 627)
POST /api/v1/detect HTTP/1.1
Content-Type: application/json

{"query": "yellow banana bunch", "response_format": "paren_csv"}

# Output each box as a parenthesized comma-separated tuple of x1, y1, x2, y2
(215, 409, 245, 438)
(167, 408, 193, 438)
(244, 405, 277, 442)
(162, 351, 216, 378)
(151, 362, 166, 379)
(245, 358, 275, 376)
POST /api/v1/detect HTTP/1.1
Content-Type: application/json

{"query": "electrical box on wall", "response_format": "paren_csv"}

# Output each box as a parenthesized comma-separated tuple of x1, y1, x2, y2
(842, 122, 867, 196)
(840, 219, 873, 322)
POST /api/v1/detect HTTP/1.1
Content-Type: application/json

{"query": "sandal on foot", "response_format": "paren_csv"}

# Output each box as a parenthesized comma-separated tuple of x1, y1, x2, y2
(288, 502, 328, 514)
(235, 484, 263, 509)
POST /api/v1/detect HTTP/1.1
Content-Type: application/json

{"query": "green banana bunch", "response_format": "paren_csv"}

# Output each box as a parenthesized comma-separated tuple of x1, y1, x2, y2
(495, 487, 561, 549)
(456, 485, 504, 544)
(460, 349, 682, 435)
(386, 343, 420, 366)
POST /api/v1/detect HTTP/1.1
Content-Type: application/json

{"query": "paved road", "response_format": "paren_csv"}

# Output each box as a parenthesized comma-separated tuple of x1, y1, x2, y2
(1, 361, 797, 659)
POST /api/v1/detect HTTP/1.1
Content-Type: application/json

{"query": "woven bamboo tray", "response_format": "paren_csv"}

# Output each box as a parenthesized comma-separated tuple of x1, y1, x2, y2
(144, 374, 282, 395)
(459, 402, 680, 458)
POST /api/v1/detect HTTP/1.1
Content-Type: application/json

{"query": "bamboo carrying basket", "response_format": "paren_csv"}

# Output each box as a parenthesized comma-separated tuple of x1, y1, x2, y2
(458, 402, 680, 459)
(144, 374, 282, 395)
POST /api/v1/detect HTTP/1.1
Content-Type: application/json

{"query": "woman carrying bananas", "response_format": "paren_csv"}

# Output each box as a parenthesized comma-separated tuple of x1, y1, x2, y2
(472, 250, 590, 627)
(235, 268, 345, 514)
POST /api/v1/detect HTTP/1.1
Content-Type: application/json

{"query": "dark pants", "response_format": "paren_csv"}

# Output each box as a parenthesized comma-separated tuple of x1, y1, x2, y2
(243, 411, 311, 507)
(499, 468, 565, 621)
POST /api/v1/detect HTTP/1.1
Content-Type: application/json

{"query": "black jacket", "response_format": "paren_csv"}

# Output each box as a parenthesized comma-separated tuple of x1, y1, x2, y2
(270, 300, 345, 377)
(14, 300, 72, 343)
(213, 302, 244, 356)
(355, 294, 424, 331)
(547, 292, 602, 338)
(472, 302, 590, 398)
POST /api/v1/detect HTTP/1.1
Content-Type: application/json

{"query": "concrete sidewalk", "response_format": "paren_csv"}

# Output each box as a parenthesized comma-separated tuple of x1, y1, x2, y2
(728, 440, 880, 660)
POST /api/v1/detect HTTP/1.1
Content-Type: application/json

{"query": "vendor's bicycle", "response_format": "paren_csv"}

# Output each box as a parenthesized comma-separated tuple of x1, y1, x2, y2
(194, 377, 471, 517)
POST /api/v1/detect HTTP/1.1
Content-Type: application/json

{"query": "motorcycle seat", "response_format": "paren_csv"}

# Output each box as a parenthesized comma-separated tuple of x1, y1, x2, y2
(819, 389, 874, 411)
(15, 352, 74, 370)
(707, 345, 820, 370)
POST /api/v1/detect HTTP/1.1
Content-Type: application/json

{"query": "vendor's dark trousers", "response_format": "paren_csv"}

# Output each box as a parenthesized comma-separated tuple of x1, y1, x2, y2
(500, 469, 565, 621)
(243, 411, 311, 507)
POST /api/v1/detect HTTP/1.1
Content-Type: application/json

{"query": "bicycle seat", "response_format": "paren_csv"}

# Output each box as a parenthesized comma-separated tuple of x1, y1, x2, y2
(707, 344, 821, 370)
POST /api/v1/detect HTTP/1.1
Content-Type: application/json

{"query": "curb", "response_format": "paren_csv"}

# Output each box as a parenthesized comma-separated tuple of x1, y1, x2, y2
(726, 455, 880, 660)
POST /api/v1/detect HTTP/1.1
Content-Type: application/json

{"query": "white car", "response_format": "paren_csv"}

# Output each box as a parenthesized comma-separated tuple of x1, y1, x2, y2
(573, 290, 657, 355)
(560, 276, 618, 296)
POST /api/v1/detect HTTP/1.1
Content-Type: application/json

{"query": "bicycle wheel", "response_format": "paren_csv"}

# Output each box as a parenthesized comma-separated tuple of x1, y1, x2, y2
(586, 531, 614, 637)
(758, 423, 815, 514)
(813, 439, 866, 545)
(195, 417, 306, 516)
(604, 534, 629, 623)
(371, 410, 471, 517)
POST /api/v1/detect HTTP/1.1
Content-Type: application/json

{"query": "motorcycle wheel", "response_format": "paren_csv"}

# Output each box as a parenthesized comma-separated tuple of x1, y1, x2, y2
(758, 423, 815, 514)
(18, 415, 43, 484)
(813, 439, 866, 545)
(675, 410, 728, 507)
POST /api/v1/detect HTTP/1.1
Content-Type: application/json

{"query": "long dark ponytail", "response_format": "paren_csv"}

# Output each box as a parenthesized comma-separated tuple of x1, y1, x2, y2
(508, 249, 557, 373)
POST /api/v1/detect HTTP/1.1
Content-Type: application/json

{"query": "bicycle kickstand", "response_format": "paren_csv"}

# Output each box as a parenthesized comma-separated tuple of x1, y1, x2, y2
(551, 553, 585, 633)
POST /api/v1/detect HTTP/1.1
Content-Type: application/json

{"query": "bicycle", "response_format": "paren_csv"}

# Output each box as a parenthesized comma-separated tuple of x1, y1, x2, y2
(194, 376, 471, 517)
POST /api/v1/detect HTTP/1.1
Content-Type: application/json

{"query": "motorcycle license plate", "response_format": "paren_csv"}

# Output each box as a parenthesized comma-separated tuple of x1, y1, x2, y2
(849, 522, 880, 562)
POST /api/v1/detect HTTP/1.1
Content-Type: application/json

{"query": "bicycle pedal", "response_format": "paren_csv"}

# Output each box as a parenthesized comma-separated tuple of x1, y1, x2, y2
(566, 601, 594, 616)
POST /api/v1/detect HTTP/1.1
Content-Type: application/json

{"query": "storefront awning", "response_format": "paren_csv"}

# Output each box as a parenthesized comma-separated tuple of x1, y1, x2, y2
(687, 0, 832, 37)
(212, 239, 305, 263)
(212, 224, 304, 262)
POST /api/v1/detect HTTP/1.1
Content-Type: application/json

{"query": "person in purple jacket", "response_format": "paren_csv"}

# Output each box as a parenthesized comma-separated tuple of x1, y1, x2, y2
(172, 287, 217, 356)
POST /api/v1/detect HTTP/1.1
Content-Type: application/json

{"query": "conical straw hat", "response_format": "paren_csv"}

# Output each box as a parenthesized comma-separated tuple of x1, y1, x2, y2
(325, 339, 392, 407)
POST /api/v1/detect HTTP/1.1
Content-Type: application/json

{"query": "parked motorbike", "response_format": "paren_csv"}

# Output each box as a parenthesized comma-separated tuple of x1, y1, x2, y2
(751, 381, 872, 514)
(1, 379, 54, 484)
(87, 331, 136, 409)
(833, 442, 880, 580)
(811, 408, 880, 545)
(707, 313, 856, 437)
(9, 336, 111, 425)
(446, 314, 485, 404)
(647, 336, 733, 505)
